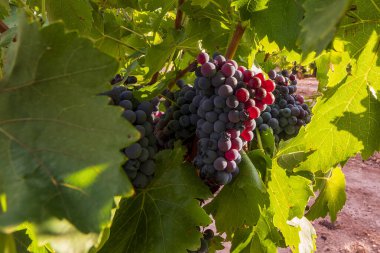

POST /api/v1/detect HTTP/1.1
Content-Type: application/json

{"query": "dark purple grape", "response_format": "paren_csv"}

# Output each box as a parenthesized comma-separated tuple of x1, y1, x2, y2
(124, 143, 142, 159)
(201, 62, 216, 77)
(218, 85, 233, 97)
(123, 110, 136, 123)
(218, 138, 231, 152)
(213, 157, 227, 171)
(228, 110, 240, 123)
(214, 120, 226, 133)
(226, 95, 239, 109)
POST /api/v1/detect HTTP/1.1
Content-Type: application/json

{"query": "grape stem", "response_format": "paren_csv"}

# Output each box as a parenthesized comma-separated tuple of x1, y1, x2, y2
(175, 0, 185, 30)
(225, 22, 246, 59)
(168, 60, 197, 89)
(147, 72, 160, 85)
(255, 128, 264, 151)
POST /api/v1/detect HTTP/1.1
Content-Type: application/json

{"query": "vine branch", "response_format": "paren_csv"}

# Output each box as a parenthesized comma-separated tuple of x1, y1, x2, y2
(175, 0, 185, 30)
(146, 72, 160, 86)
(225, 22, 246, 60)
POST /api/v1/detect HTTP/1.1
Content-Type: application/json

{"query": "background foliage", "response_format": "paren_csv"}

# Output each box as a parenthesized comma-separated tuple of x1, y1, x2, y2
(0, 0, 379, 252)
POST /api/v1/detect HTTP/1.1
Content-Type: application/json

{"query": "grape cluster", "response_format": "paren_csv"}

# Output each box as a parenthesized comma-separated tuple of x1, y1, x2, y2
(192, 52, 276, 186)
(103, 85, 158, 188)
(256, 70, 311, 142)
(154, 81, 197, 149)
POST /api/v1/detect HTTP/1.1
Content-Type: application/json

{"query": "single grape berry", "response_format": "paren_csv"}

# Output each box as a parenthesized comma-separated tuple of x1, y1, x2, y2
(248, 77, 261, 89)
(268, 69, 276, 80)
(255, 88, 267, 100)
(201, 62, 216, 77)
(262, 92, 275, 105)
(225, 149, 239, 161)
(262, 80, 276, 92)
(247, 106, 260, 119)
(221, 62, 236, 77)
(214, 157, 228, 170)
(235, 88, 250, 102)
(197, 52, 210, 64)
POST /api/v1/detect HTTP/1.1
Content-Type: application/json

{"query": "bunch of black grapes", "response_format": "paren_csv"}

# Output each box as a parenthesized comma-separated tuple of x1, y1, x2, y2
(154, 80, 197, 149)
(192, 52, 276, 186)
(256, 70, 312, 143)
(103, 85, 158, 188)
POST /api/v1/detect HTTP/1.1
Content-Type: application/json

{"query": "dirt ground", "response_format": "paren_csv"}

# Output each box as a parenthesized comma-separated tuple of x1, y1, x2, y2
(216, 79, 380, 253)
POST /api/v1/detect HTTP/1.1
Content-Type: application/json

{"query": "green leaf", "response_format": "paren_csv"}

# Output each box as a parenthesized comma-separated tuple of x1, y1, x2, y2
(276, 132, 314, 171)
(191, 0, 212, 8)
(232, 0, 269, 20)
(251, 0, 304, 50)
(258, 129, 276, 157)
(287, 216, 316, 253)
(0, 226, 51, 253)
(250, 210, 283, 253)
(0, 0, 10, 19)
(246, 149, 271, 181)
(207, 234, 225, 253)
(98, 146, 212, 253)
(0, 18, 139, 233)
(46, 0, 94, 32)
(315, 45, 351, 91)
(306, 167, 346, 222)
(267, 163, 300, 250)
(90, 9, 144, 62)
(288, 31, 380, 172)
(288, 176, 314, 218)
(299, 0, 351, 54)
(205, 152, 268, 236)
(145, 43, 176, 77)
(230, 226, 252, 253)
(92, 0, 133, 8)
(336, 0, 380, 59)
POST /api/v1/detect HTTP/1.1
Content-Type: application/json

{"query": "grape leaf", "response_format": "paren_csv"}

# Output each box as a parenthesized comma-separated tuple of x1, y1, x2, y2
(267, 163, 300, 250)
(46, 0, 94, 32)
(246, 149, 271, 182)
(230, 226, 252, 253)
(0, 224, 52, 253)
(299, 0, 351, 54)
(90, 10, 144, 62)
(287, 216, 316, 253)
(191, 0, 212, 8)
(315, 46, 351, 91)
(0, 18, 140, 233)
(287, 31, 380, 173)
(251, 0, 304, 50)
(250, 210, 283, 253)
(336, 0, 380, 58)
(288, 176, 314, 218)
(306, 167, 346, 222)
(92, 0, 133, 8)
(98, 146, 212, 253)
(232, 0, 269, 20)
(145, 42, 176, 77)
(0, 0, 9, 19)
(205, 152, 269, 236)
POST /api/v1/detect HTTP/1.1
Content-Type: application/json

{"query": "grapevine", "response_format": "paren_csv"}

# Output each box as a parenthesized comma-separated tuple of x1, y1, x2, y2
(0, 1, 378, 253)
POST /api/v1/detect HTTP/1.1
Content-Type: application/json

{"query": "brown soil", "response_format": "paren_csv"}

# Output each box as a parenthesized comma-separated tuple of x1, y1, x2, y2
(216, 79, 380, 252)
(313, 154, 380, 253)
